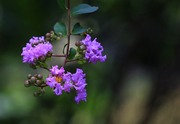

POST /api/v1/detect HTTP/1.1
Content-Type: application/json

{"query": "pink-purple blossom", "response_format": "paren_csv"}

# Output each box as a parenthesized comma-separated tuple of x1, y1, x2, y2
(46, 66, 87, 104)
(21, 36, 53, 64)
(80, 34, 107, 64)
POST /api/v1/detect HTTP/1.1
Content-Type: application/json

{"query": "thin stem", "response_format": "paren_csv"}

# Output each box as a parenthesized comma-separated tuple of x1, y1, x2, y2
(32, 83, 48, 88)
(63, 0, 71, 67)
(52, 54, 66, 57)
(65, 59, 84, 63)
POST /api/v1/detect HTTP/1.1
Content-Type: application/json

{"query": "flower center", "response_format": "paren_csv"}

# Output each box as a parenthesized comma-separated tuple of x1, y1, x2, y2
(55, 76, 62, 83)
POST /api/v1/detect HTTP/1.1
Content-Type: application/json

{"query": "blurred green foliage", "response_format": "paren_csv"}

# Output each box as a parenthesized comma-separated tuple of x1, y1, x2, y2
(1, 0, 180, 124)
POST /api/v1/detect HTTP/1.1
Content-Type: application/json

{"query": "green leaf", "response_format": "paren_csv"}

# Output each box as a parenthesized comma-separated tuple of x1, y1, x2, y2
(68, 48, 76, 60)
(63, 43, 68, 54)
(57, 0, 67, 10)
(72, 23, 86, 34)
(54, 22, 67, 36)
(71, 4, 98, 16)
(43, 63, 48, 68)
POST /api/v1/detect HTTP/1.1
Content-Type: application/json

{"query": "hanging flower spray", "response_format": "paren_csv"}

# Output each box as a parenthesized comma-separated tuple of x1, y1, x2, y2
(21, 0, 106, 104)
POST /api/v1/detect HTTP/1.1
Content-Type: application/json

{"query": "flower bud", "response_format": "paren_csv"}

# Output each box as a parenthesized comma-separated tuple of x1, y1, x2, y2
(46, 33, 51, 38)
(33, 92, 39, 97)
(56, 37, 61, 40)
(46, 51, 52, 57)
(29, 63, 36, 69)
(45, 38, 50, 42)
(27, 74, 32, 79)
(52, 35, 57, 39)
(50, 31, 54, 34)
(37, 74, 43, 80)
(80, 45, 86, 50)
(39, 88, 45, 94)
(33, 58, 38, 64)
(24, 80, 31, 87)
(34, 74, 38, 77)
(58, 32, 62, 36)
(75, 41, 81, 46)
(36, 80, 41, 85)
(83, 50, 87, 54)
(78, 60, 84, 64)
(39, 55, 46, 62)
(75, 54, 82, 60)
(31, 76, 36, 83)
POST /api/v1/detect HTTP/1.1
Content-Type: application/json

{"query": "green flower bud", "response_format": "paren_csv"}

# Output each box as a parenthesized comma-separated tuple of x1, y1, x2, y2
(58, 32, 62, 36)
(78, 60, 84, 64)
(33, 58, 38, 64)
(56, 37, 61, 40)
(33, 92, 39, 97)
(39, 88, 45, 94)
(75, 54, 82, 60)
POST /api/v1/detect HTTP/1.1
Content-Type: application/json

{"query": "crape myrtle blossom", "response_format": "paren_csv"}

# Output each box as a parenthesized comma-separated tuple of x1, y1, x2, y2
(46, 65, 87, 104)
(21, 36, 53, 64)
(80, 34, 107, 64)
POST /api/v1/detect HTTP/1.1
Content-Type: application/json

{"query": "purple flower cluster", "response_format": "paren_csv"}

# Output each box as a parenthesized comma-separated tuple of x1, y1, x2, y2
(21, 36, 53, 63)
(80, 34, 107, 64)
(46, 65, 87, 104)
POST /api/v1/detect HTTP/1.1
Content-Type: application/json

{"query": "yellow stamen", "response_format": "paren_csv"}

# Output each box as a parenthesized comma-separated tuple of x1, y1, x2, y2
(55, 76, 62, 83)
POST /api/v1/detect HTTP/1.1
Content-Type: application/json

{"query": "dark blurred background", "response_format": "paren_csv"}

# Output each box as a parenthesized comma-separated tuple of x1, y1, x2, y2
(1, 0, 180, 124)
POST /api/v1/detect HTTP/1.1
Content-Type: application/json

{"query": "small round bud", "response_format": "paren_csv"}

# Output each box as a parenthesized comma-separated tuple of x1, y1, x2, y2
(75, 41, 81, 46)
(31, 76, 36, 83)
(78, 60, 84, 64)
(57, 37, 61, 40)
(46, 33, 51, 38)
(46, 51, 52, 57)
(29, 63, 36, 69)
(33, 92, 39, 97)
(27, 74, 32, 79)
(52, 35, 57, 39)
(79, 50, 83, 54)
(58, 32, 62, 36)
(33, 58, 38, 64)
(37, 74, 43, 80)
(83, 50, 87, 54)
(39, 55, 46, 62)
(45, 38, 50, 42)
(80, 45, 86, 50)
(34, 74, 38, 77)
(36, 80, 41, 85)
(75, 54, 82, 60)
(50, 31, 54, 34)
(24, 80, 31, 87)
(83, 59, 87, 63)
(39, 88, 45, 94)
